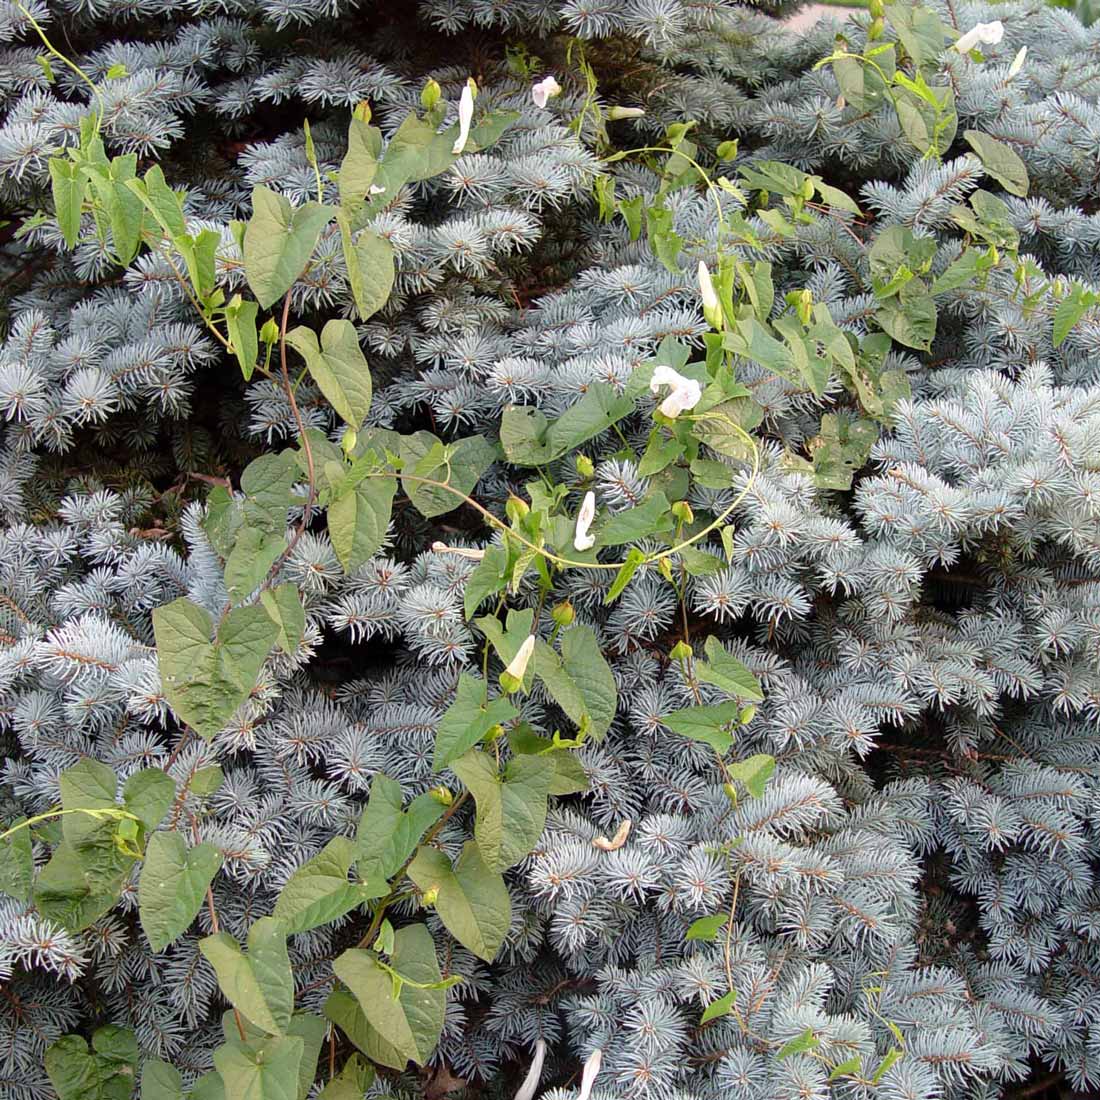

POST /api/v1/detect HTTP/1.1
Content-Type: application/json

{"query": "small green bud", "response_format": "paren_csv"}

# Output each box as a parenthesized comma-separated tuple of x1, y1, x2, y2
(422, 886, 439, 906)
(575, 454, 595, 479)
(341, 428, 358, 455)
(723, 782, 739, 804)
(868, 15, 885, 39)
(421, 79, 442, 110)
(716, 139, 739, 161)
(868, 0, 884, 17)
(657, 557, 674, 582)
(429, 785, 453, 806)
(353, 100, 372, 123)
(551, 600, 575, 626)
(739, 705, 757, 726)
(607, 105, 645, 120)
(669, 639, 693, 662)
(505, 494, 529, 524)
(259, 318, 280, 345)
(485, 724, 505, 743)
(671, 500, 694, 525)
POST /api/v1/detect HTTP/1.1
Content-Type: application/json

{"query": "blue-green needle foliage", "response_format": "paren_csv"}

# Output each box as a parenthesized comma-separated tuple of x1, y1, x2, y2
(4, 1, 1100, 1099)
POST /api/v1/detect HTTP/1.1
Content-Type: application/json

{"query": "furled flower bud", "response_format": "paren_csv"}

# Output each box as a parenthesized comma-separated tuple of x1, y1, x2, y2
(421, 78, 441, 110)
(429, 785, 453, 805)
(259, 318, 280, 345)
(513, 1039, 547, 1100)
(739, 705, 757, 726)
(606, 105, 645, 120)
(531, 75, 562, 109)
(954, 20, 1003, 53)
(577, 1049, 603, 1100)
(574, 490, 597, 551)
(575, 454, 595, 479)
(1008, 45, 1027, 78)
(698, 261, 722, 329)
(669, 639, 693, 662)
(452, 78, 476, 155)
(500, 635, 535, 694)
(650, 365, 702, 419)
(671, 500, 694, 525)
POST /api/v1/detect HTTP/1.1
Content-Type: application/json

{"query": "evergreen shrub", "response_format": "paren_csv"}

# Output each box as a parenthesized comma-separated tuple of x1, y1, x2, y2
(3, 1, 1100, 1098)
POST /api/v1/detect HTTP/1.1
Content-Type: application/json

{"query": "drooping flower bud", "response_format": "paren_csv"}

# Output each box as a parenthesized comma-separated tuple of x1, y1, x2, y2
(452, 78, 476, 155)
(574, 490, 597, 551)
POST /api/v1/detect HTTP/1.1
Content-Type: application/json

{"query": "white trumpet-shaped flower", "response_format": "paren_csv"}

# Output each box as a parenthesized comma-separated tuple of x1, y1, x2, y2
(577, 1049, 603, 1100)
(574, 491, 597, 551)
(954, 20, 1003, 53)
(501, 635, 535, 692)
(650, 365, 702, 419)
(532, 75, 562, 108)
(452, 78, 476, 155)
(513, 1039, 547, 1100)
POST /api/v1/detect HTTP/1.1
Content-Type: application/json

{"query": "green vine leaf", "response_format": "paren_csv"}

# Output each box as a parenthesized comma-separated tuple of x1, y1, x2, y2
(46, 1027, 138, 1100)
(327, 474, 396, 572)
(213, 1035, 304, 1100)
(433, 673, 519, 770)
(332, 924, 446, 1066)
(0, 818, 33, 903)
(695, 637, 764, 702)
(259, 584, 306, 655)
(139, 831, 223, 952)
(662, 701, 742, 753)
(399, 432, 495, 518)
(141, 1059, 185, 1100)
(407, 840, 511, 961)
(273, 836, 386, 934)
(152, 598, 279, 741)
(450, 750, 550, 871)
(963, 131, 1029, 197)
(199, 917, 295, 1036)
(355, 774, 445, 881)
(243, 186, 333, 308)
(532, 625, 617, 739)
(286, 320, 373, 429)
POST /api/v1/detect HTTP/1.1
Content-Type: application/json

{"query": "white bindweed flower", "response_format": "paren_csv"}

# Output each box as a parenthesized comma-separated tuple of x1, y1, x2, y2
(1008, 45, 1027, 77)
(954, 20, 1004, 53)
(431, 541, 486, 561)
(453, 78, 476, 155)
(650, 365, 702, 419)
(577, 1049, 603, 1100)
(698, 261, 721, 328)
(504, 635, 535, 682)
(574, 491, 597, 551)
(532, 75, 562, 108)
(513, 1039, 547, 1100)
